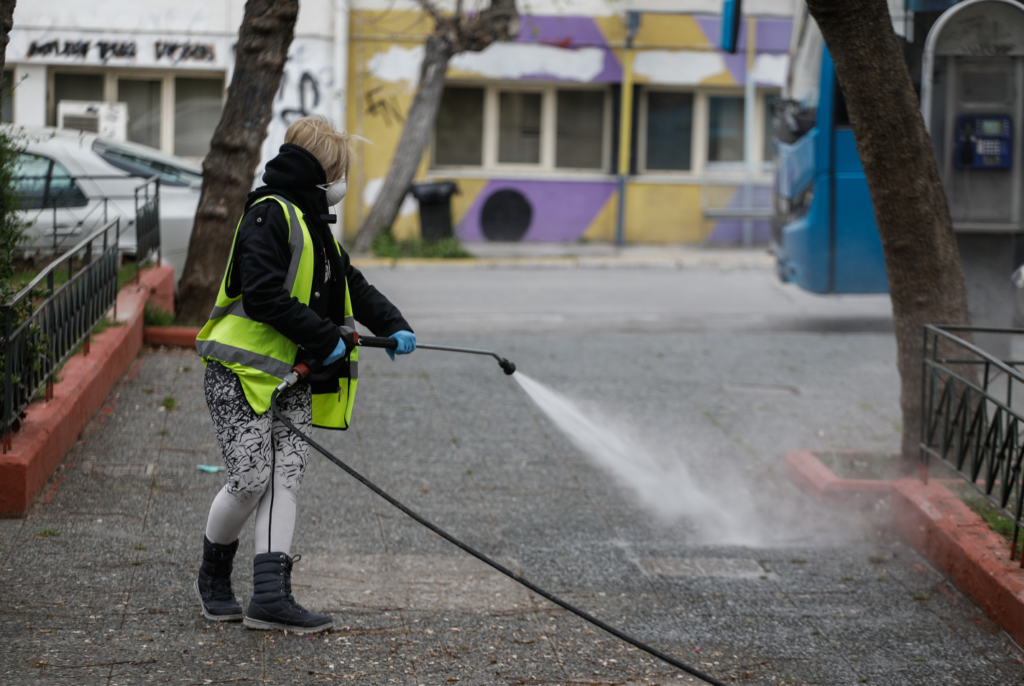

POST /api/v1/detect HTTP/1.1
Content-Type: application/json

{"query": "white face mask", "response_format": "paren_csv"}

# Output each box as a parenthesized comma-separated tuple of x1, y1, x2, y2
(318, 178, 348, 205)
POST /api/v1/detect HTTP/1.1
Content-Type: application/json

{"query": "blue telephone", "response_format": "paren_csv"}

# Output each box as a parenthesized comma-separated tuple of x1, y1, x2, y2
(955, 115, 1012, 170)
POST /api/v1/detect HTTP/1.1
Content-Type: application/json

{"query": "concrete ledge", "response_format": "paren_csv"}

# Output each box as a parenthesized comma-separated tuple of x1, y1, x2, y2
(892, 479, 1024, 647)
(784, 450, 892, 509)
(0, 265, 174, 515)
(144, 326, 200, 348)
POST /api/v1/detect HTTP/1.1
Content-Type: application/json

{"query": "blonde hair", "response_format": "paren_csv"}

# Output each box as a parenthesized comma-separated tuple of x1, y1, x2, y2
(285, 114, 352, 182)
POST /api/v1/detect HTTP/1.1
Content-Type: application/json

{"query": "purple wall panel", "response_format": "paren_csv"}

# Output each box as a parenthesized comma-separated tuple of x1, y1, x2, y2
(514, 15, 621, 82)
(458, 180, 617, 243)
(706, 186, 773, 244)
(516, 15, 609, 48)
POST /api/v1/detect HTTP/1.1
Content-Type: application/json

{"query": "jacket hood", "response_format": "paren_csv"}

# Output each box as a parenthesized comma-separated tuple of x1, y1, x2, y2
(245, 143, 331, 223)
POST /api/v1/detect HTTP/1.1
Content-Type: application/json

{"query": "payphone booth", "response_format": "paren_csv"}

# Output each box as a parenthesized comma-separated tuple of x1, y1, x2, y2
(922, 0, 1024, 355)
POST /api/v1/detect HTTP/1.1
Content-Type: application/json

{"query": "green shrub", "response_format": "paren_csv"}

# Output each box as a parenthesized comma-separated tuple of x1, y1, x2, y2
(370, 227, 471, 259)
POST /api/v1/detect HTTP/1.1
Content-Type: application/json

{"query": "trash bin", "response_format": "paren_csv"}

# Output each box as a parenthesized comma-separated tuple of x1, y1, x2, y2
(410, 181, 458, 242)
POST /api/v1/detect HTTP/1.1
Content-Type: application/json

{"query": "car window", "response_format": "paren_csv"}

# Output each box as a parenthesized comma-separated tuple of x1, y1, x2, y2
(48, 161, 90, 208)
(92, 140, 202, 187)
(15, 153, 50, 210)
(14, 153, 89, 210)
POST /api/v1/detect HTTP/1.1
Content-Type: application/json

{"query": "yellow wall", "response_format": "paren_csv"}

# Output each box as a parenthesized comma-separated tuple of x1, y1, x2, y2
(623, 183, 709, 243)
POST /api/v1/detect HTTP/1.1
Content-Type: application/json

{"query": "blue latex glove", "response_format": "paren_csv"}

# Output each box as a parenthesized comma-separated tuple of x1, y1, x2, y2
(323, 337, 349, 366)
(387, 330, 416, 360)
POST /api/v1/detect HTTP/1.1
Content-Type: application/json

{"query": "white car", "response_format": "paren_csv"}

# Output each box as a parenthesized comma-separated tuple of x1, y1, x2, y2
(11, 126, 202, 289)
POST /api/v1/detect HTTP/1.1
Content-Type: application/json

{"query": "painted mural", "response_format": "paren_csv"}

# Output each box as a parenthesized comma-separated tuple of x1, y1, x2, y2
(345, 10, 791, 245)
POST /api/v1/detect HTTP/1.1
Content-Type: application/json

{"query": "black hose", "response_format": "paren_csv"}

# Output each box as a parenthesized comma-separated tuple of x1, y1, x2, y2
(271, 390, 730, 686)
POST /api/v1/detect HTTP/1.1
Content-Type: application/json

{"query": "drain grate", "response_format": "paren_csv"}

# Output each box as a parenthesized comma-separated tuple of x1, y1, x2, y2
(722, 382, 800, 396)
(88, 463, 155, 477)
(640, 558, 766, 579)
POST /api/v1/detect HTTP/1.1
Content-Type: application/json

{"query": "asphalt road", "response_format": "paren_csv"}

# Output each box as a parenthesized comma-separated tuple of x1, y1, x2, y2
(1, 260, 1021, 686)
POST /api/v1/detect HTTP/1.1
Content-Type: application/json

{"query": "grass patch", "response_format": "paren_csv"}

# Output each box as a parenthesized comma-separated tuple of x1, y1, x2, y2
(37, 528, 59, 537)
(370, 228, 471, 260)
(948, 482, 1023, 557)
(144, 303, 175, 327)
(161, 396, 176, 411)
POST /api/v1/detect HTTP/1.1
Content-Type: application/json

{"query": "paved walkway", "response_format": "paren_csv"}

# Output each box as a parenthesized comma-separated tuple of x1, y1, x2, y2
(2, 323, 1022, 685)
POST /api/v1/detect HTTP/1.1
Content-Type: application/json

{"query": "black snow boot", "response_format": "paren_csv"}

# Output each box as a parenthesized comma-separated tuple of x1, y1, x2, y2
(243, 552, 334, 634)
(195, 536, 244, 621)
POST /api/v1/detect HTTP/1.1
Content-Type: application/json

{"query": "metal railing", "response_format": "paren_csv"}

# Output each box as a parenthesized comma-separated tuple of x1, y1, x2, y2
(18, 173, 161, 254)
(1, 219, 121, 451)
(134, 176, 160, 267)
(921, 325, 1024, 563)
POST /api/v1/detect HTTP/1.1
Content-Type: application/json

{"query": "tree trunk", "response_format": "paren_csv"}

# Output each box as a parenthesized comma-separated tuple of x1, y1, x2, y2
(175, 0, 298, 324)
(804, 0, 971, 466)
(0, 0, 16, 115)
(351, 34, 453, 253)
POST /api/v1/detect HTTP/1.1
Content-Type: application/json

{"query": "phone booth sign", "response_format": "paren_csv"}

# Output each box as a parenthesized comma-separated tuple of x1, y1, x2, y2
(921, 0, 1024, 229)
(921, 0, 1024, 354)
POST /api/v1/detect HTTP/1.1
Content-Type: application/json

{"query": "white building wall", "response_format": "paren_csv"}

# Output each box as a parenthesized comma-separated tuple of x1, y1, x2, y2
(8, 0, 340, 174)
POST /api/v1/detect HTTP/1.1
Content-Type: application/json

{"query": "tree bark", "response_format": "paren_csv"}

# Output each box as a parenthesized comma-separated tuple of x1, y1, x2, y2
(0, 0, 16, 115)
(351, 0, 519, 253)
(351, 34, 453, 253)
(804, 0, 971, 466)
(175, 0, 298, 324)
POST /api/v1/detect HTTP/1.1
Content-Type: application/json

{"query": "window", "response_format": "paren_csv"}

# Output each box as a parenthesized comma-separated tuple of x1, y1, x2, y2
(435, 87, 484, 166)
(432, 85, 610, 172)
(499, 91, 542, 164)
(763, 94, 780, 162)
(93, 140, 202, 187)
(708, 96, 744, 163)
(174, 78, 224, 158)
(1, 72, 11, 124)
(556, 90, 605, 169)
(14, 153, 88, 209)
(54, 73, 104, 105)
(645, 92, 694, 171)
(118, 79, 162, 149)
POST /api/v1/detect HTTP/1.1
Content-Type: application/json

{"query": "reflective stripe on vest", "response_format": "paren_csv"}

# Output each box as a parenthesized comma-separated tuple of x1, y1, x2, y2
(196, 195, 359, 427)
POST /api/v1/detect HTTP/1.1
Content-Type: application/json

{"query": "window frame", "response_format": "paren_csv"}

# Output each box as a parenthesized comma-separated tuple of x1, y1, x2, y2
(638, 86, 781, 177)
(431, 82, 613, 174)
(46, 66, 226, 160)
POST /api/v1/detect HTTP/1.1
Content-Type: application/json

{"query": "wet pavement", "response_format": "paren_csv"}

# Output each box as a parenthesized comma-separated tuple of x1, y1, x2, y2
(1, 263, 1023, 686)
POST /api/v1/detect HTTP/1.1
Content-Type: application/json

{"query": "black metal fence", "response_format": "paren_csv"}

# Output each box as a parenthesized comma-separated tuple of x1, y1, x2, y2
(134, 176, 160, 267)
(921, 325, 1024, 563)
(1, 219, 121, 451)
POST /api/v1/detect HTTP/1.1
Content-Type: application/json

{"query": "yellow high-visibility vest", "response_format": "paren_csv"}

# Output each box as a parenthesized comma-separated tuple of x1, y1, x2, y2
(196, 195, 358, 429)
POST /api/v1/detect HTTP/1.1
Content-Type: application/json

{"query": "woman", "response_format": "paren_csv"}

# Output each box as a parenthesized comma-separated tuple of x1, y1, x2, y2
(193, 115, 415, 634)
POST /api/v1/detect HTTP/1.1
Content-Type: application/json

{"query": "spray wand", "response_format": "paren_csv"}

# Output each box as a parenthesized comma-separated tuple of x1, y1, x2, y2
(272, 339, 730, 686)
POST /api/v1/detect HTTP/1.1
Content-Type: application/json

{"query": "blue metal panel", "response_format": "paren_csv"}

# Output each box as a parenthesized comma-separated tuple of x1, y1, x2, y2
(779, 170, 832, 294)
(832, 129, 889, 293)
(775, 131, 817, 200)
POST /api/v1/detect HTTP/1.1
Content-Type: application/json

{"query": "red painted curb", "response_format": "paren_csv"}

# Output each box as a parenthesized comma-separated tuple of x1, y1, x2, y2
(784, 450, 892, 508)
(892, 479, 1024, 647)
(144, 326, 201, 348)
(0, 265, 175, 515)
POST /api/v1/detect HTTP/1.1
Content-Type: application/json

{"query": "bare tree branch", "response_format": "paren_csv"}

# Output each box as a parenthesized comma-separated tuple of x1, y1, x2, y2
(351, 0, 520, 252)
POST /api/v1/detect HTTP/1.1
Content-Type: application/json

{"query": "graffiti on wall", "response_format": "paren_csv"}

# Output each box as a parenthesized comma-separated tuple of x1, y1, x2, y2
(154, 41, 216, 63)
(278, 71, 321, 125)
(257, 40, 335, 181)
(364, 87, 404, 127)
(27, 39, 130, 60)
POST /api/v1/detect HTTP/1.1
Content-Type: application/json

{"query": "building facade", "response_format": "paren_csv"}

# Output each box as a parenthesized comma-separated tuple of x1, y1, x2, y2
(8, 0, 794, 244)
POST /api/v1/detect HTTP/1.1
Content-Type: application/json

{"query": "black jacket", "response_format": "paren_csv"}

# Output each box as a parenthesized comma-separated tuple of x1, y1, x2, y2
(225, 143, 411, 363)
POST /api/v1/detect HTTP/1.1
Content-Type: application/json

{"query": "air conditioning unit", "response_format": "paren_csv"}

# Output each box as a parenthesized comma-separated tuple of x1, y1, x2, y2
(57, 101, 128, 142)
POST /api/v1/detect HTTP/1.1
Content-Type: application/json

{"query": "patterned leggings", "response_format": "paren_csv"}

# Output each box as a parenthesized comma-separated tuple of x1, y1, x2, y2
(203, 361, 311, 556)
